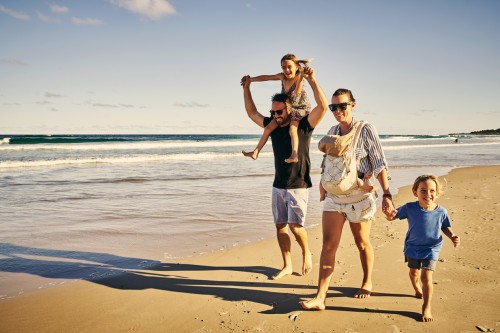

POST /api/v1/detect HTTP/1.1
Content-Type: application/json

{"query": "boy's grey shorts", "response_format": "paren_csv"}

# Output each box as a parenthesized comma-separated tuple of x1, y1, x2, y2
(406, 256, 437, 271)
(272, 187, 309, 225)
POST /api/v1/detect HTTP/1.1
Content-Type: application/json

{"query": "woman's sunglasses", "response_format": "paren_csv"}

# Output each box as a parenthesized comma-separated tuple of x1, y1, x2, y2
(328, 102, 353, 112)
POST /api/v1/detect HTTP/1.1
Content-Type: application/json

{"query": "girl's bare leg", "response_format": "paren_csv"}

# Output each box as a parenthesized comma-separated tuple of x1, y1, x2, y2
(285, 120, 299, 163)
(243, 120, 278, 160)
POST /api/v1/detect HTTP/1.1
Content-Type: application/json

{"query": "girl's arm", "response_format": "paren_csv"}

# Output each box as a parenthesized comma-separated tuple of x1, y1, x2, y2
(442, 227, 460, 247)
(250, 73, 284, 82)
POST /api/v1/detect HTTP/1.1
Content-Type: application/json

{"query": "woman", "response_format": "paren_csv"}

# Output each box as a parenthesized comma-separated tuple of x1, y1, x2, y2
(301, 88, 394, 310)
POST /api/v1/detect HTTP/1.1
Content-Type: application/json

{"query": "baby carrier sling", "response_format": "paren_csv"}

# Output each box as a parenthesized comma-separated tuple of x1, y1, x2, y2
(319, 121, 366, 196)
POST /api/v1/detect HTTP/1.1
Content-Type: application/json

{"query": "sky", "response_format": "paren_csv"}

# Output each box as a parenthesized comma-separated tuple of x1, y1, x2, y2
(1, 0, 499, 135)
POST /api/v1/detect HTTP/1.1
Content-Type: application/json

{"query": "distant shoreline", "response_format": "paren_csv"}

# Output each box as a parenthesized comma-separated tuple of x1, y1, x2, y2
(449, 128, 500, 136)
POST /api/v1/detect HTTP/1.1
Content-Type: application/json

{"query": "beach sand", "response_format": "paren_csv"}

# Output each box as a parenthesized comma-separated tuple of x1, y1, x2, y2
(1, 165, 498, 333)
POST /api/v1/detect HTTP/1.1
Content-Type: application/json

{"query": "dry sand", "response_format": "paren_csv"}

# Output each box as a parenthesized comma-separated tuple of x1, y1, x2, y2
(1, 165, 499, 333)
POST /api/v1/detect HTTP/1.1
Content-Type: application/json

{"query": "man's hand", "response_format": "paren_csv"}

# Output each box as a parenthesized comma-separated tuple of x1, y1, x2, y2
(240, 75, 251, 87)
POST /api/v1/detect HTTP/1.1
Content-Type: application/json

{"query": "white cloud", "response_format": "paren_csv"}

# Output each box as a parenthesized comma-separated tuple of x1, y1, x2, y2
(174, 102, 209, 108)
(1, 58, 29, 66)
(0, 5, 30, 21)
(109, 0, 176, 20)
(45, 92, 64, 98)
(72, 17, 104, 26)
(37, 11, 62, 23)
(50, 4, 69, 14)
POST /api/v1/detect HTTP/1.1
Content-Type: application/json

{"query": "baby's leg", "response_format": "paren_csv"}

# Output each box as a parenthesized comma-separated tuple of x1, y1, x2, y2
(243, 120, 278, 160)
(420, 269, 434, 322)
(408, 268, 423, 298)
(356, 178, 377, 193)
(319, 182, 326, 201)
(285, 120, 299, 163)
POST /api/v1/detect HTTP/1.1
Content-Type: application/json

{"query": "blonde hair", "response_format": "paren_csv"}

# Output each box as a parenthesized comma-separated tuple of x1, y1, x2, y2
(412, 175, 442, 194)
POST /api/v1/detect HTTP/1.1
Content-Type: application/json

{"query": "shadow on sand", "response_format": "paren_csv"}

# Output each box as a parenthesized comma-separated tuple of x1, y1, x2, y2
(0, 242, 420, 319)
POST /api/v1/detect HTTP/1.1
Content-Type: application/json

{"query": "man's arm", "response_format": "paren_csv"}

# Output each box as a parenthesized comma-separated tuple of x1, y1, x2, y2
(242, 75, 265, 128)
(303, 67, 328, 128)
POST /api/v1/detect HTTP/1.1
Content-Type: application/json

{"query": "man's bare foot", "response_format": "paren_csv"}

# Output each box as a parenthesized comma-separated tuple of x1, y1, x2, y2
(422, 306, 433, 322)
(415, 290, 423, 299)
(300, 298, 325, 311)
(302, 251, 312, 276)
(242, 149, 259, 160)
(354, 288, 372, 298)
(271, 266, 293, 280)
(285, 152, 298, 163)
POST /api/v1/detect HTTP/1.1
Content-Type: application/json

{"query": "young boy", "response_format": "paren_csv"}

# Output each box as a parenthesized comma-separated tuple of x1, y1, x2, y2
(386, 175, 460, 322)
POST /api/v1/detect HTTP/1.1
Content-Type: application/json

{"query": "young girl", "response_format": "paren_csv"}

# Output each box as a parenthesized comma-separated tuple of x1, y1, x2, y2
(242, 54, 311, 163)
(386, 175, 460, 322)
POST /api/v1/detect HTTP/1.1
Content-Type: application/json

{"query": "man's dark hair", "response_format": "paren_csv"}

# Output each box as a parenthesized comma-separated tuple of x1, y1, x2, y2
(271, 93, 289, 104)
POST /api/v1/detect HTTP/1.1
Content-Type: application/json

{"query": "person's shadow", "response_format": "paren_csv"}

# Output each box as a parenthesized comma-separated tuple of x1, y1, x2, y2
(0, 242, 420, 319)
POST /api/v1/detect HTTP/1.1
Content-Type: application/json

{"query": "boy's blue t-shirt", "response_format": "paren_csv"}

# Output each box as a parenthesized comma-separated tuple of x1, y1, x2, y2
(395, 201, 452, 260)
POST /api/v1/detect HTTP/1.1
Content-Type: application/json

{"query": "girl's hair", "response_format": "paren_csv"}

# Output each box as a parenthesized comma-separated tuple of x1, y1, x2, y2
(412, 175, 441, 194)
(332, 88, 356, 103)
(280, 53, 309, 69)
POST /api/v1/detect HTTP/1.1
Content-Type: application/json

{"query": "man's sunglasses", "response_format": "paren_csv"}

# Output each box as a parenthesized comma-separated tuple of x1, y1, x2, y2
(270, 108, 285, 116)
(328, 102, 353, 112)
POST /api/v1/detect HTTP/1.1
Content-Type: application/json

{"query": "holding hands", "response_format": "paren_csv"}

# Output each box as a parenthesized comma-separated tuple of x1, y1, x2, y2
(240, 75, 251, 87)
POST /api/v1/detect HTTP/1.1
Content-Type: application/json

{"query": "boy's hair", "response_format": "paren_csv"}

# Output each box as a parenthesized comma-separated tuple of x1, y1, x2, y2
(333, 88, 356, 103)
(412, 175, 441, 194)
(280, 53, 309, 69)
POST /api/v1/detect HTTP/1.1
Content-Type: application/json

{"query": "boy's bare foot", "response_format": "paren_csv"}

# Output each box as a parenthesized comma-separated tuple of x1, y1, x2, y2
(302, 251, 312, 276)
(242, 149, 259, 160)
(300, 298, 325, 311)
(285, 152, 298, 163)
(422, 306, 433, 322)
(271, 266, 293, 280)
(354, 282, 372, 298)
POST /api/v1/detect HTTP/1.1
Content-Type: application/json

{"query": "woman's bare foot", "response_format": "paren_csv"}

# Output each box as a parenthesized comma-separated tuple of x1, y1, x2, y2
(285, 151, 298, 163)
(422, 306, 433, 322)
(300, 298, 325, 311)
(302, 251, 312, 276)
(271, 266, 293, 280)
(242, 149, 259, 160)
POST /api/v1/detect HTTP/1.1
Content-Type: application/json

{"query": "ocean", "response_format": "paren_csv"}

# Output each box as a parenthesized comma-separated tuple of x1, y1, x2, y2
(1, 133, 499, 299)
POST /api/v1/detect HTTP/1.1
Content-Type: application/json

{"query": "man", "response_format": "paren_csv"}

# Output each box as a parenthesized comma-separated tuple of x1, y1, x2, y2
(241, 66, 328, 279)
